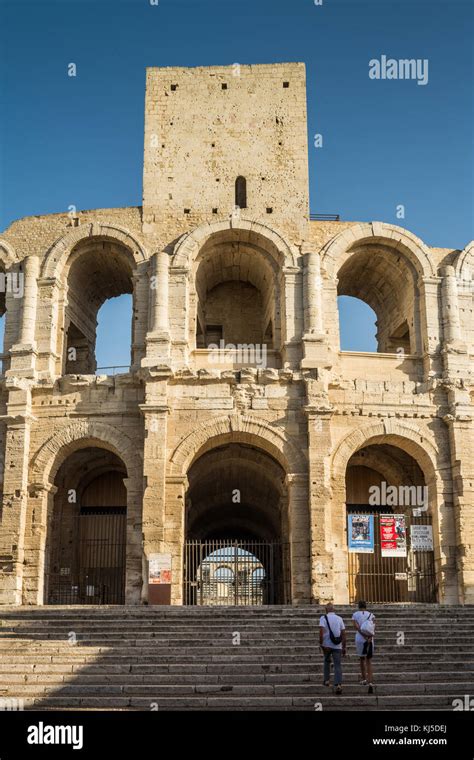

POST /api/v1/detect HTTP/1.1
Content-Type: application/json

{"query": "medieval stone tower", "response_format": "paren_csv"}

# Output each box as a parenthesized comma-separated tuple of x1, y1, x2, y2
(0, 63, 472, 609)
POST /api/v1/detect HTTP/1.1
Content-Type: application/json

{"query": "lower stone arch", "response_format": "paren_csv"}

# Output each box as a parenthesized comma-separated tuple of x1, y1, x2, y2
(168, 415, 310, 606)
(329, 419, 455, 604)
(28, 421, 143, 606)
(169, 413, 307, 477)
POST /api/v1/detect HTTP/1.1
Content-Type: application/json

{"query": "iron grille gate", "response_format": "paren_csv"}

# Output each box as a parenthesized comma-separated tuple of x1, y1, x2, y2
(47, 507, 127, 605)
(347, 508, 437, 603)
(184, 540, 290, 606)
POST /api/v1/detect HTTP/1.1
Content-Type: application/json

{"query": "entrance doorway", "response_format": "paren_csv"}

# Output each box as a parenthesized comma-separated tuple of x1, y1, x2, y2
(347, 508, 437, 603)
(184, 539, 289, 605)
(45, 447, 127, 605)
(345, 443, 438, 603)
(184, 442, 290, 605)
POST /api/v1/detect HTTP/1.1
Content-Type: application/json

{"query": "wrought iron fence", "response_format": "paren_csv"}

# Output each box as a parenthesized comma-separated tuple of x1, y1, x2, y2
(347, 508, 437, 603)
(184, 540, 290, 606)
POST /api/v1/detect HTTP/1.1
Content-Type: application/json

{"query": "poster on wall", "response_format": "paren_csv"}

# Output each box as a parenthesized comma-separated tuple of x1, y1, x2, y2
(380, 514, 407, 557)
(148, 553, 172, 585)
(347, 514, 375, 553)
(411, 524, 433, 551)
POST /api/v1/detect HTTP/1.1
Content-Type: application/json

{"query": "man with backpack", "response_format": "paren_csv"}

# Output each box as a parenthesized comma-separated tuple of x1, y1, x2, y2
(352, 600, 376, 694)
(319, 603, 346, 694)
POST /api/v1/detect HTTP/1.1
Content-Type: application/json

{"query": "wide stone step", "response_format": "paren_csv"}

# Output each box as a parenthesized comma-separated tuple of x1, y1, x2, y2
(21, 693, 463, 711)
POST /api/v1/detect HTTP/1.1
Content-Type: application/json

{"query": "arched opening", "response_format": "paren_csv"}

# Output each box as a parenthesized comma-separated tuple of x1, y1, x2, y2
(62, 238, 135, 375)
(337, 295, 377, 352)
(235, 176, 247, 209)
(184, 442, 290, 605)
(192, 230, 281, 367)
(345, 443, 437, 603)
(45, 446, 128, 605)
(337, 244, 419, 354)
(95, 293, 133, 372)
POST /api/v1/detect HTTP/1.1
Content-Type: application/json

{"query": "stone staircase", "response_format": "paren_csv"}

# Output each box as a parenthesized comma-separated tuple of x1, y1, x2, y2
(0, 605, 473, 711)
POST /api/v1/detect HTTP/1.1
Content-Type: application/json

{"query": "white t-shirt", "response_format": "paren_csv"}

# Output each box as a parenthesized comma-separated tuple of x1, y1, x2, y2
(319, 612, 345, 649)
(352, 610, 375, 645)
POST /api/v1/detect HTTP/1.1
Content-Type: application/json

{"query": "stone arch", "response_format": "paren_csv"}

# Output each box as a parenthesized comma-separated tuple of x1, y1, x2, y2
(0, 239, 19, 268)
(41, 222, 149, 280)
(329, 419, 453, 602)
(171, 217, 297, 270)
(169, 414, 307, 477)
(455, 240, 474, 282)
(31, 419, 143, 486)
(331, 419, 443, 484)
(320, 222, 435, 280)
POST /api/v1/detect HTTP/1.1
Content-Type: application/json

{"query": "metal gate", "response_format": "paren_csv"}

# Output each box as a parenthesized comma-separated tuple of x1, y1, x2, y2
(347, 508, 437, 603)
(184, 540, 290, 606)
(47, 507, 127, 605)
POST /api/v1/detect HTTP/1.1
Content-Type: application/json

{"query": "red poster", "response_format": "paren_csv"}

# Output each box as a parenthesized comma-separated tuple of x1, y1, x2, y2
(380, 514, 407, 557)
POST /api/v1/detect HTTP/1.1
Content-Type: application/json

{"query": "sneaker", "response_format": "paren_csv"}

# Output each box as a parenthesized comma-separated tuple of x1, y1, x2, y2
(368, 683, 374, 694)
(323, 680, 330, 687)
(359, 679, 368, 686)
(335, 685, 343, 694)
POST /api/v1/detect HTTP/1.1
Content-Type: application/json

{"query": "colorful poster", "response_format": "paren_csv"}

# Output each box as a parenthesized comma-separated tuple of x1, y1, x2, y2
(380, 514, 407, 557)
(148, 553, 172, 585)
(348, 514, 374, 553)
(411, 524, 433, 551)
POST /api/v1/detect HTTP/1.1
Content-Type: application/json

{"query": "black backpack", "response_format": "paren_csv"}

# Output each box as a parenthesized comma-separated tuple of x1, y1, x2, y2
(324, 614, 343, 646)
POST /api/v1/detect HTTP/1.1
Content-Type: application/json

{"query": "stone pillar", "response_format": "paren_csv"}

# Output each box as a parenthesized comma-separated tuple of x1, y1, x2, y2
(418, 275, 442, 378)
(22, 482, 57, 605)
(303, 251, 323, 335)
(441, 266, 462, 343)
(123, 475, 144, 604)
(286, 473, 311, 604)
(144, 251, 171, 366)
(140, 400, 169, 602)
(0, 389, 35, 605)
(281, 266, 301, 368)
(8, 256, 40, 378)
(306, 404, 336, 603)
(35, 277, 61, 378)
(131, 263, 149, 370)
(301, 249, 331, 369)
(165, 475, 187, 605)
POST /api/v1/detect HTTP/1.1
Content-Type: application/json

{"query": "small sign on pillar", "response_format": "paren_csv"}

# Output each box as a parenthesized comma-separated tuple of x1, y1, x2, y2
(148, 553, 172, 605)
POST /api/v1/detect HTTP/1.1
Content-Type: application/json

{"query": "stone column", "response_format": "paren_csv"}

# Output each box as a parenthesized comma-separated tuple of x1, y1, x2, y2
(280, 266, 301, 367)
(131, 263, 149, 370)
(123, 475, 144, 605)
(165, 475, 187, 605)
(286, 473, 311, 604)
(301, 249, 331, 369)
(303, 251, 323, 336)
(441, 266, 462, 344)
(8, 256, 40, 378)
(306, 405, 336, 603)
(418, 275, 442, 378)
(0, 391, 35, 605)
(35, 277, 61, 378)
(144, 251, 171, 366)
(22, 482, 57, 605)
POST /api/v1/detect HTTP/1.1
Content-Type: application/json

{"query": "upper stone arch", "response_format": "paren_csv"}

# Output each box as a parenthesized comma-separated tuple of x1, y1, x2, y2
(41, 222, 149, 279)
(0, 239, 19, 268)
(454, 240, 474, 282)
(30, 419, 143, 486)
(170, 217, 298, 270)
(320, 222, 435, 280)
(169, 413, 307, 477)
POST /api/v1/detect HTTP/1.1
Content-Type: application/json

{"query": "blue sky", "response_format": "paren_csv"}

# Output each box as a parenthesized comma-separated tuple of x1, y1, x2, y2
(1, 0, 472, 363)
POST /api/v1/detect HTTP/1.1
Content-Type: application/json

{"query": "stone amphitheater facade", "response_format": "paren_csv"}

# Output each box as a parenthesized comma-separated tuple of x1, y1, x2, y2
(0, 63, 472, 608)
